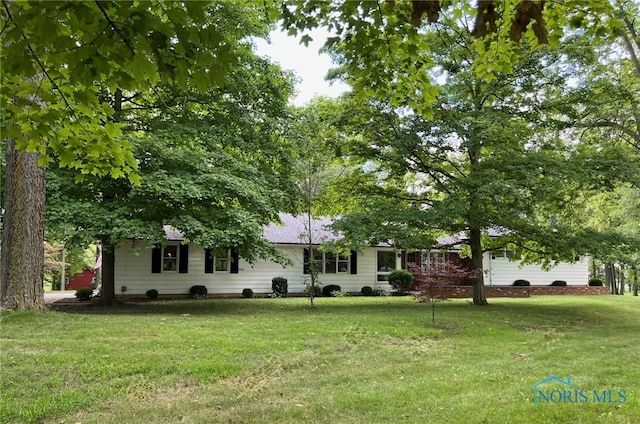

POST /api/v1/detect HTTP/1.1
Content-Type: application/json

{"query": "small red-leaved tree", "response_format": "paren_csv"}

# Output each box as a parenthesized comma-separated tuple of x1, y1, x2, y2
(410, 261, 480, 324)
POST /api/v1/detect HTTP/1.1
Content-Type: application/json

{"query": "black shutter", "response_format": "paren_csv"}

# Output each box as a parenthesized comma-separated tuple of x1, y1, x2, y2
(350, 250, 358, 275)
(151, 244, 162, 273)
(179, 244, 189, 274)
(303, 248, 310, 274)
(204, 248, 214, 274)
(230, 248, 239, 274)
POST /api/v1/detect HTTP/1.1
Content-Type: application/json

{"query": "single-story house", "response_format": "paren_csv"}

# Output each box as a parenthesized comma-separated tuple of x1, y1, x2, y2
(113, 214, 589, 296)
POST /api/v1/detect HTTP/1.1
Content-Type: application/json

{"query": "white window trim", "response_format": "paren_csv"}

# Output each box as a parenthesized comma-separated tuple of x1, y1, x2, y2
(311, 249, 349, 274)
(162, 245, 179, 273)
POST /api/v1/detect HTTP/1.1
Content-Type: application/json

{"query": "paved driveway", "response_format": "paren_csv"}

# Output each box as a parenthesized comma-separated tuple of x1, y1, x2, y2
(44, 292, 78, 304)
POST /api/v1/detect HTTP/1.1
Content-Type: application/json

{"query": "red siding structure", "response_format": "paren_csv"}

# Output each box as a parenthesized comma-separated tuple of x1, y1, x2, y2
(66, 269, 95, 290)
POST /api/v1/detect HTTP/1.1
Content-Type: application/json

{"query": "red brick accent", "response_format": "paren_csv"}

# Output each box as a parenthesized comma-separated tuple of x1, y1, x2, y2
(427, 285, 610, 298)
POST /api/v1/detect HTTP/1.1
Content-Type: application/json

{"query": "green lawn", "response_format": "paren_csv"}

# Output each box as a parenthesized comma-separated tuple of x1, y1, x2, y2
(1, 295, 638, 423)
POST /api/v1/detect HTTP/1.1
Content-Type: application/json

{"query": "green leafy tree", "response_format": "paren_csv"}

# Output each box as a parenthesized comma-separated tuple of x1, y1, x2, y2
(329, 20, 635, 306)
(46, 48, 296, 304)
(278, 1, 625, 117)
(1, 0, 268, 309)
(288, 98, 347, 306)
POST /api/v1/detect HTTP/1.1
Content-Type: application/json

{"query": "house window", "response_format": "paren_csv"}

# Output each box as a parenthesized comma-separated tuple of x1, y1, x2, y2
(304, 249, 356, 275)
(407, 252, 417, 263)
(204, 248, 230, 273)
(428, 252, 446, 269)
(311, 249, 349, 274)
(377, 250, 396, 281)
(215, 249, 229, 272)
(152, 244, 188, 274)
(163, 245, 178, 272)
(491, 249, 515, 260)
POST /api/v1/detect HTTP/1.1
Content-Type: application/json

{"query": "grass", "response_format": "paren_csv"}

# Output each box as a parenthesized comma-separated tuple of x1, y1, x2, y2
(1, 295, 639, 423)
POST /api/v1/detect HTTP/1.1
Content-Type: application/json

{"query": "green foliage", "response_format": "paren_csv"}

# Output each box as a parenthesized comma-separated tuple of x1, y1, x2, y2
(271, 277, 288, 298)
(322, 284, 342, 297)
(304, 284, 322, 298)
(361, 286, 374, 296)
(242, 288, 254, 298)
(189, 286, 208, 298)
(45, 41, 297, 267)
(388, 270, 413, 294)
(1, 1, 254, 180)
(373, 288, 390, 297)
(513, 279, 531, 287)
(550, 280, 567, 286)
(74, 287, 93, 301)
(589, 278, 605, 286)
(145, 289, 159, 299)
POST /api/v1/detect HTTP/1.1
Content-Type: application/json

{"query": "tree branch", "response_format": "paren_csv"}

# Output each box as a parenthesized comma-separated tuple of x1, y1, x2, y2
(94, 0, 135, 56)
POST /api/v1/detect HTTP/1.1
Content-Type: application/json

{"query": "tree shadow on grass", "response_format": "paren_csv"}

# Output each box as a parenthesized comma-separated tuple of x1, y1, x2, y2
(46, 295, 631, 331)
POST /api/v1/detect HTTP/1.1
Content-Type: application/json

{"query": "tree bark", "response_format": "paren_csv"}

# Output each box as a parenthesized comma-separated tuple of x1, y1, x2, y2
(1, 139, 46, 310)
(97, 242, 116, 305)
(633, 266, 638, 297)
(469, 227, 488, 306)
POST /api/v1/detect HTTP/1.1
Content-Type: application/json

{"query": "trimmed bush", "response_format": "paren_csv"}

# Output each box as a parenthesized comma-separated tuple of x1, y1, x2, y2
(75, 287, 93, 301)
(146, 289, 159, 299)
(322, 284, 342, 297)
(242, 288, 254, 298)
(388, 269, 413, 293)
(189, 285, 208, 298)
(373, 288, 390, 297)
(361, 286, 374, 296)
(271, 277, 288, 298)
(550, 280, 567, 286)
(589, 278, 604, 286)
(513, 279, 531, 286)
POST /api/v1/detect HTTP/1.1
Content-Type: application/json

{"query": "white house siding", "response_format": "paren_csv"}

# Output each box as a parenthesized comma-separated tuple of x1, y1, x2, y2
(483, 252, 589, 286)
(114, 241, 393, 296)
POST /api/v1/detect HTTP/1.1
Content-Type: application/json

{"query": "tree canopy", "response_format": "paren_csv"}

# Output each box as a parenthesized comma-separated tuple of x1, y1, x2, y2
(311, 6, 640, 304)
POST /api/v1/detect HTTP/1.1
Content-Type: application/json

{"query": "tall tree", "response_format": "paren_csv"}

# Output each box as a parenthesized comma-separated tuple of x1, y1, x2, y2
(329, 22, 633, 306)
(1, 1, 269, 309)
(287, 98, 347, 306)
(46, 49, 296, 304)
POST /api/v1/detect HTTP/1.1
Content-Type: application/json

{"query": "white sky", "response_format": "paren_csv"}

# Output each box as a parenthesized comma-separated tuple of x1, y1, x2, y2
(254, 29, 350, 106)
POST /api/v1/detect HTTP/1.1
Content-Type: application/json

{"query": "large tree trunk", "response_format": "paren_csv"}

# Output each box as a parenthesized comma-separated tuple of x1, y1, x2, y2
(469, 227, 488, 306)
(1, 139, 46, 310)
(633, 266, 638, 297)
(605, 263, 617, 294)
(97, 242, 116, 305)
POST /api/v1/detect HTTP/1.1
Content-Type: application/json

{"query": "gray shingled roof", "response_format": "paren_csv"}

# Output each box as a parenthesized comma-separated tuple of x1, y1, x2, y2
(263, 214, 340, 244)
(162, 214, 340, 244)
(163, 214, 501, 247)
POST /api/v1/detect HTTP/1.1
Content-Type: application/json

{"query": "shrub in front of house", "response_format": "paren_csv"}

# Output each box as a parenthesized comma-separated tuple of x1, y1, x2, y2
(513, 279, 531, 286)
(550, 280, 567, 286)
(304, 283, 321, 298)
(361, 286, 374, 296)
(589, 278, 604, 286)
(189, 285, 208, 298)
(146, 289, 159, 299)
(322, 284, 342, 297)
(373, 288, 390, 296)
(388, 269, 413, 294)
(75, 287, 93, 301)
(271, 277, 288, 298)
(242, 288, 254, 298)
